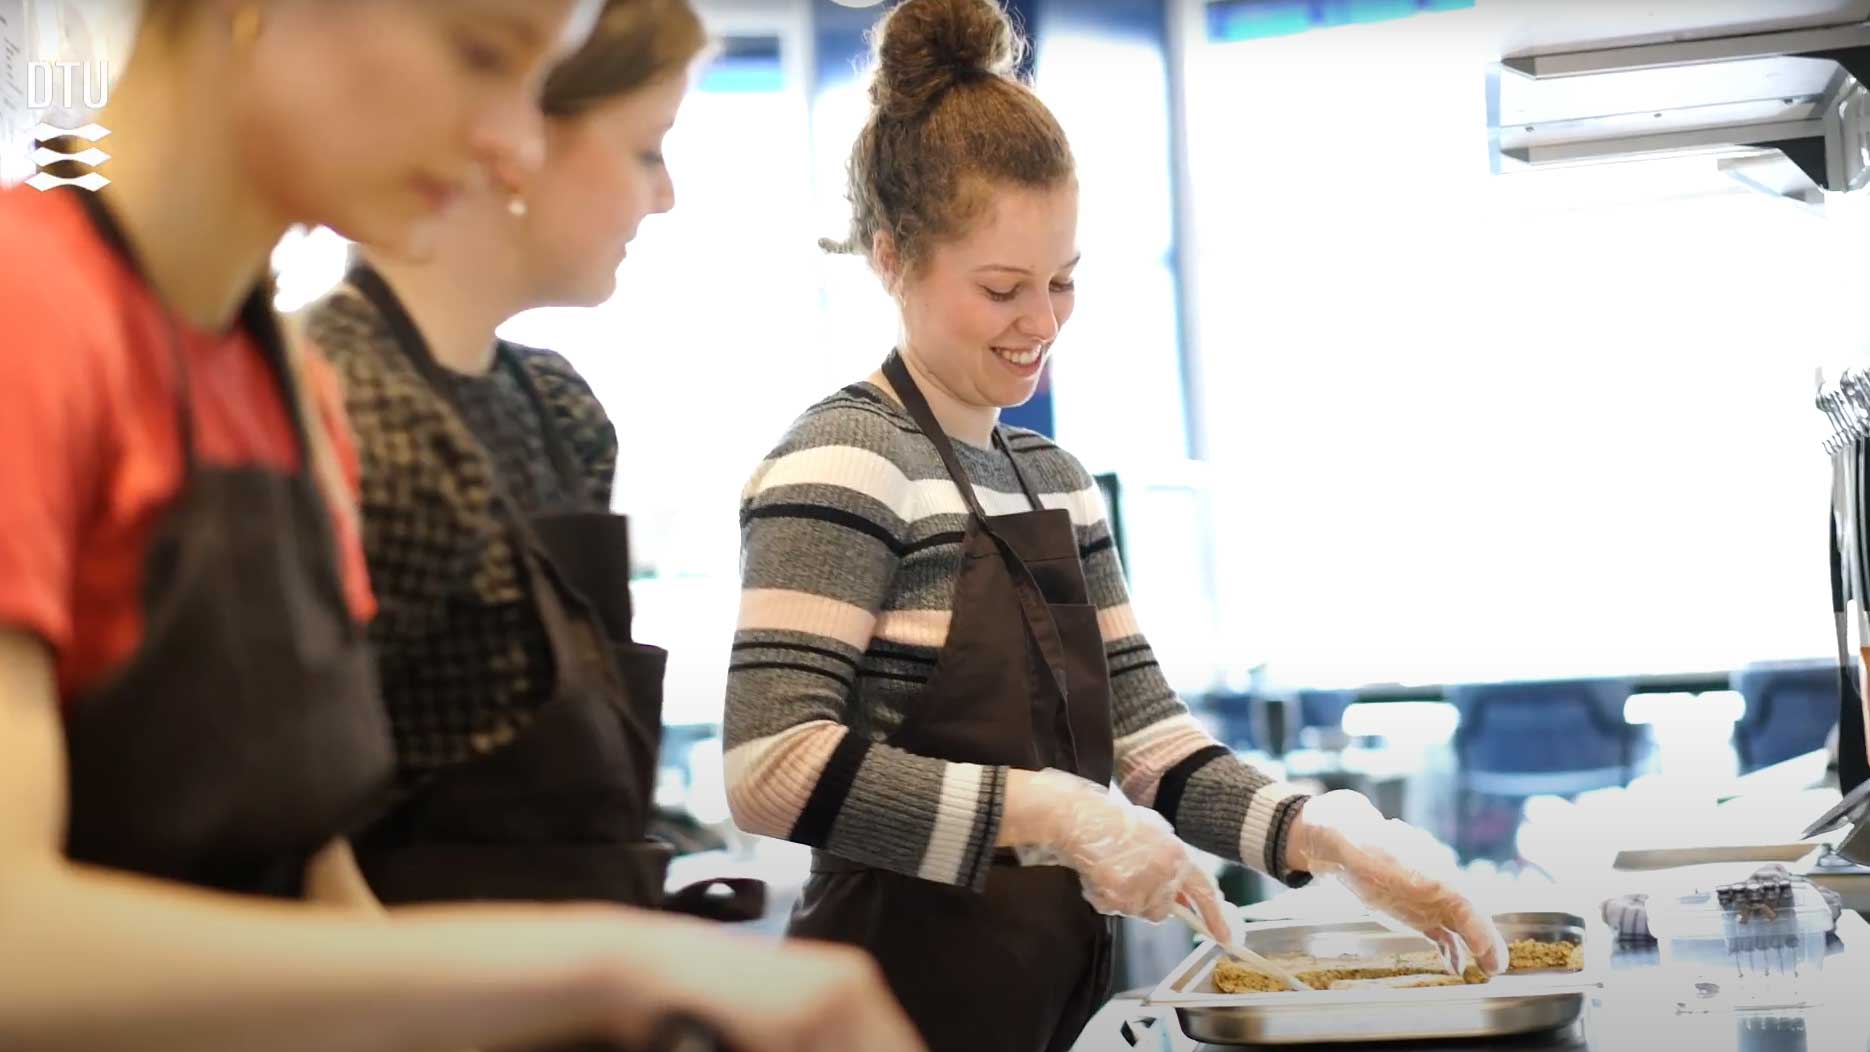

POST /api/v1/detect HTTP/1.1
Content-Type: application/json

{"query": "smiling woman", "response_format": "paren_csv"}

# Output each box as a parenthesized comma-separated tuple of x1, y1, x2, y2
(724, 3, 1507, 1049)
(724, 4, 1305, 1051)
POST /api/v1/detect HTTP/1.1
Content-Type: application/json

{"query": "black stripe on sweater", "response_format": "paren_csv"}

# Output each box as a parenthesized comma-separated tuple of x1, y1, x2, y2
(859, 669, 931, 686)
(902, 530, 968, 556)
(743, 503, 899, 551)
(821, 388, 922, 431)
(959, 769, 1002, 886)
(867, 642, 939, 666)
(838, 383, 891, 407)
(729, 661, 853, 686)
(1153, 744, 1231, 827)
(1269, 793, 1313, 887)
(732, 641, 858, 668)
(791, 732, 872, 848)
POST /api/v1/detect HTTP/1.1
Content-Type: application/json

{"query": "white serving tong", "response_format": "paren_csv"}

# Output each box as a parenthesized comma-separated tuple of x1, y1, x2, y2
(1171, 904, 1310, 992)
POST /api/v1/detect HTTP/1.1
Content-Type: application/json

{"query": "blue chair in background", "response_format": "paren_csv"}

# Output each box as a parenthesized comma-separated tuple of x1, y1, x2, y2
(1732, 662, 1842, 773)
(1297, 689, 1360, 739)
(1448, 678, 1641, 861)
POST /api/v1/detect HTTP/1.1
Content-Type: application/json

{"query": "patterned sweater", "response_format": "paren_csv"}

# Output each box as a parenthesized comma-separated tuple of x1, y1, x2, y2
(301, 273, 617, 782)
(724, 382, 1310, 892)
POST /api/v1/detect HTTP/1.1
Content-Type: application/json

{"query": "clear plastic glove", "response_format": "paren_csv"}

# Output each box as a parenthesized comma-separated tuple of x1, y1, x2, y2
(1001, 768, 1231, 938)
(1286, 790, 1508, 976)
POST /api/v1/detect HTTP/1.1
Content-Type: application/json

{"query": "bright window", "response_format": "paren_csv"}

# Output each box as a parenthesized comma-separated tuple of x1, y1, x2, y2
(1178, 6, 1846, 689)
(1034, 25, 1190, 468)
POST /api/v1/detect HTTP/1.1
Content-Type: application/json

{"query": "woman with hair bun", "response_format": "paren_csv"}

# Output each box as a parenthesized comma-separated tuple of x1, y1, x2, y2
(724, 0, 1506, 1047)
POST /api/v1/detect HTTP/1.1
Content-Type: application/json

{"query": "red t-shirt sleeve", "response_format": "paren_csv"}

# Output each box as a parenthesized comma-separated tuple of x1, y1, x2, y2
(303, 353, 363, 500)
(301, 352, 378, 624)
(0, 268, 105, 657)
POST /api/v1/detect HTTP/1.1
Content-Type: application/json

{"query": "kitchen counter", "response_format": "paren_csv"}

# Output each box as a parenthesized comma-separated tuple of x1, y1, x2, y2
(1072, 912, 1870, 1052)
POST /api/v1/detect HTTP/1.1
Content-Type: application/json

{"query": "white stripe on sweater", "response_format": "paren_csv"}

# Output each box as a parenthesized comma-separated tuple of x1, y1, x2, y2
(747, 445, 919, 522)
(916, 762, 987, 884)
(1099, 603, 1143, 643)
(724, 721, 847, 839)
(748, 445, 1103, 527)
(873, 608, 952, 648)
(925, 481, 1103, 523)
(1240, 782, 1307, 870)
(738, 589, 877, 651)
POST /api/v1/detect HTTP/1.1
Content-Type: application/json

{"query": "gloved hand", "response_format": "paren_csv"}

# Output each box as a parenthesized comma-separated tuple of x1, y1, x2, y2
(1286, 790, 1508, 976)
(1001, 768, 1231, 938)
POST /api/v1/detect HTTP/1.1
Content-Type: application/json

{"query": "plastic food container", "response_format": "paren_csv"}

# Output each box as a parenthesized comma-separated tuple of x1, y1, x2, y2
(1647, 882, 1833, 1011)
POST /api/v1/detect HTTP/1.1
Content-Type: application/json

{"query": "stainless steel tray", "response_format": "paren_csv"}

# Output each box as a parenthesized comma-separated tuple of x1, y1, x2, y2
(1146, 912, 1600, 1046)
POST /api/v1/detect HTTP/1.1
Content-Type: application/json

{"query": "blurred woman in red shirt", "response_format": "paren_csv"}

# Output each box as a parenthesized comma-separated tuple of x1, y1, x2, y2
(0, 4, 918, 1051)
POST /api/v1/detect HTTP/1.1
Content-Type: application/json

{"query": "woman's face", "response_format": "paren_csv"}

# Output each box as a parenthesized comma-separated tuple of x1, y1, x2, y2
(517, 71, 690, 308)
(893, 180, 1081, 412)
(229, 0, 599, 258)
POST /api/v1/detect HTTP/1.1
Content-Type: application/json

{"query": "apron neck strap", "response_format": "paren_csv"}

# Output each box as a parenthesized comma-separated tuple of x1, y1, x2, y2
(994, 427, 1045, 511)
(74, 190, 312, 478)
(347, 263, 587, 502)
(346, 262, 434, 382)
(882, 352, 1077, 713)
(72, 188, 197, 467)
(343, 265, 627, 706)
(885, 351, 1036, 519)
(499, 348, 588, 496)
(239, 288, 316, 471)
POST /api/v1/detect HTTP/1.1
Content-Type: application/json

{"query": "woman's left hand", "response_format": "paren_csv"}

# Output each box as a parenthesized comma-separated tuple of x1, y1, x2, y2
(1284, 791, 1507, 975)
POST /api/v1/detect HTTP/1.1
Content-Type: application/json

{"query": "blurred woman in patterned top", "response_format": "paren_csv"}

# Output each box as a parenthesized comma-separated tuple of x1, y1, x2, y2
(302, 0, 725, 913)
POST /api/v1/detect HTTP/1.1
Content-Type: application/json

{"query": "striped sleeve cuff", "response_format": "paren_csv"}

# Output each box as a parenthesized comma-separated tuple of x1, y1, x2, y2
(1240, 782, 1311, 883)
(920, 763, 1007, 892)
(784, 732, 1008, 891)
(1269, 793, 1313, 888)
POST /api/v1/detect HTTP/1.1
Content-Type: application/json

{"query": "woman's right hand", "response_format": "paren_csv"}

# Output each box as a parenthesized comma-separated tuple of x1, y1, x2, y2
(593, 924, 925, 1052)
(1000, 769, 1230, 937)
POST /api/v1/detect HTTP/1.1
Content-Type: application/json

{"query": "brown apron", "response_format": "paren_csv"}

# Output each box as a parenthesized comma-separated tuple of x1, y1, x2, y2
(347, 268, 756, 921)
(61, 193, 396, 897)
(787, 351, 1118, 1052)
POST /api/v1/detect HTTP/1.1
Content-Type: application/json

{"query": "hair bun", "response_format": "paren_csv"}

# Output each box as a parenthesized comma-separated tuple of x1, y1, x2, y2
(871, 0, 1023, 121)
